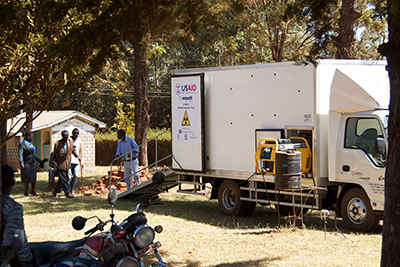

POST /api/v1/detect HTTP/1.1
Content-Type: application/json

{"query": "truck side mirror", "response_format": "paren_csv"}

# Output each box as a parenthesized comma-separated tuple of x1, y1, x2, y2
(375, 137, 386, 155)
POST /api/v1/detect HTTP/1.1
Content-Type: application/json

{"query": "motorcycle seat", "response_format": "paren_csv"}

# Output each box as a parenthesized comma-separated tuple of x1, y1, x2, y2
(30, 238, 87, 265)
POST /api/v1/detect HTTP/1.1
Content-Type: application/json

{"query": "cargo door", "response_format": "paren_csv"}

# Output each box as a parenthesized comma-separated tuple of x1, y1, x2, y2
(171, 74, 205, 172)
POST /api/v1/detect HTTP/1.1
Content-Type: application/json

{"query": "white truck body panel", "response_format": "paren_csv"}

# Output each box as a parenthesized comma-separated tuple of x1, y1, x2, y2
(171, 60, 389, 210)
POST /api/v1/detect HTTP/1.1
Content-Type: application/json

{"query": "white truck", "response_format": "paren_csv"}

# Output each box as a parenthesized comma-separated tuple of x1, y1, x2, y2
(170, 59, 389, 231)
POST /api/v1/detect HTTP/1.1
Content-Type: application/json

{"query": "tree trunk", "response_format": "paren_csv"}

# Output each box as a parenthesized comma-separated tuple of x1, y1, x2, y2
(335, 0, 361, 59)
(24, 98, 33, 132)
(0, 120, 6, 164)
(0, 120, 5, 239)
(133, 42, 149, 168)
(380, 0, 400, 265)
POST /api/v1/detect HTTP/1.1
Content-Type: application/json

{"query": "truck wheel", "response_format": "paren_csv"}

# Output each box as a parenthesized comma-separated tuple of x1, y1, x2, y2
(218, 180, 253, 216)
(340, 188, 380, 232)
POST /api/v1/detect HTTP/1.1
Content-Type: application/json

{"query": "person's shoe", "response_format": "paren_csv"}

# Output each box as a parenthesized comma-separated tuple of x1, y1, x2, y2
(66, 194, 74, 199)
(30, 191, 38, 196)
(52, 192, 58, 198)
(24, 192, 28, 197)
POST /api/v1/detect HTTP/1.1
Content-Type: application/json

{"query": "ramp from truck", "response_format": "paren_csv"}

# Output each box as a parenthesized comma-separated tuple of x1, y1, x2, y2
(117, 169, 178, 200)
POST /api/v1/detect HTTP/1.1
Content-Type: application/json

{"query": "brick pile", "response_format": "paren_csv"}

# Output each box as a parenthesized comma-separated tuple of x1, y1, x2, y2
(78, 167, 152, 196)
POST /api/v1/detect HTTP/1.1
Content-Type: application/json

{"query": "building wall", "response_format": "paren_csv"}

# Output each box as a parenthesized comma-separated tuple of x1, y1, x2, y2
(6, 136, 22, 171)
(51, 117, 96, 173)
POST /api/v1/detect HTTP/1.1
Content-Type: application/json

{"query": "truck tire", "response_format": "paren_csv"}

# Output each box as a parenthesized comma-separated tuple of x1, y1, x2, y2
(218, 180, 254, 216)
(340, 188, 380, 232)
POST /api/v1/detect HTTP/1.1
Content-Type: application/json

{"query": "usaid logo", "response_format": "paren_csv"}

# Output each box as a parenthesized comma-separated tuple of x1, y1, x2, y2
(175, 83, 197, 96)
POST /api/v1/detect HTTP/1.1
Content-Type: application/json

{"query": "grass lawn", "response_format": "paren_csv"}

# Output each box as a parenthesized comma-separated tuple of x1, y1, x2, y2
(13, 166, 382, 267)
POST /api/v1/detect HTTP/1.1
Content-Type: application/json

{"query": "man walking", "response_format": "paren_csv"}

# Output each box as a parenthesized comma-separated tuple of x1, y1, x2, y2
(115, 129, 140, 190)
(69, 128, 83, 194)
(52, 130, 79, 198)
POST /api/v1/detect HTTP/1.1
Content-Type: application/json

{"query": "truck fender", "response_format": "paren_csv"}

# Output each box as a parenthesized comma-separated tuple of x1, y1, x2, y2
(336, 184, 357, 218)
(337, 184, 372, 218)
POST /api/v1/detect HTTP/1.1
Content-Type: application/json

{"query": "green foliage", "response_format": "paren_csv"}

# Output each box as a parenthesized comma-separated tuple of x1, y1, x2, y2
(148, 128, 171, 141)
(113, 101, 135, 137)
(96, 128, 171, 141)
(0, 0, 121, 143)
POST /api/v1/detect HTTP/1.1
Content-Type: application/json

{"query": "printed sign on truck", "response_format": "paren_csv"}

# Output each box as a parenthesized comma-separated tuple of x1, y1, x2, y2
(171, 74, 205, 172)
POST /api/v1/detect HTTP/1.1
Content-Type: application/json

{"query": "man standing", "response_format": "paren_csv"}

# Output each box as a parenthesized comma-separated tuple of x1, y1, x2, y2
(52, 130, 79, 198)
(69, 128, 83, 194)
(115, 129, 140, 190)
(1, 164, 34, 266)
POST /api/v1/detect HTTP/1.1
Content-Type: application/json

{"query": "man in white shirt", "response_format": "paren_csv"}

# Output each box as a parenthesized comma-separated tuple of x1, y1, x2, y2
(69, 128, 82, 195)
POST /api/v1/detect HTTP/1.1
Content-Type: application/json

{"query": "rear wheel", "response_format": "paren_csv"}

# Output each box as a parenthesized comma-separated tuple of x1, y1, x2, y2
(340, 188, 380, 232)
(218, 180, 255, 216)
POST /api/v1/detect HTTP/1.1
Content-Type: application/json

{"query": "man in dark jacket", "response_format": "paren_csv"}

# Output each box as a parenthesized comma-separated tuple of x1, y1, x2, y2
(52, 130, 79, 198)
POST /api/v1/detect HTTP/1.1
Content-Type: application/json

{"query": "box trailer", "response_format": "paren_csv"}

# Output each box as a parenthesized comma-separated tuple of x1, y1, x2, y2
(170, 59, 389, 231)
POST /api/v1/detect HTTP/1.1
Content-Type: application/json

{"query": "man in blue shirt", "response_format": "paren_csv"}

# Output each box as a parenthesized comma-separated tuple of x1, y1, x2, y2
(115, 129, 140, 190)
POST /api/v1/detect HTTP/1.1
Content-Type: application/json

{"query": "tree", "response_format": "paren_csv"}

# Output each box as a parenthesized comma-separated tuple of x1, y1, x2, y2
(0, 0, 135, 234)
(103, 0, 211, 167)
(244, 0, 316, 62)
(379, 0, 400, 265)
(0, 0, 123, 152)
(335, 0, 362, 58)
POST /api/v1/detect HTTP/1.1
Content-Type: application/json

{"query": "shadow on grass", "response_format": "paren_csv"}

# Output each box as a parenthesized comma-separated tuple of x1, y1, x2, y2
(165, 257, 281, 267)
(13, 172, 383, 235)
(144, 250, 280, 267)
(211, 257, 281, 267)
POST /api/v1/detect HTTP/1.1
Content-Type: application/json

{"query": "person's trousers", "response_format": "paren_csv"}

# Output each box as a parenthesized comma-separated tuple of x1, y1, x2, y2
(69, 163, 79, 193)
(124, 159, 140, 190)
(54, 169, 69, 196)
(48, 167, 56, 184)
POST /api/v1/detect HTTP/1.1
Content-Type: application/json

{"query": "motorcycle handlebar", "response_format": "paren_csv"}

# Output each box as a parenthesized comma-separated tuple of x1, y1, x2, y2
(136, 195, 160, 211)
(85, 223, 102, 236)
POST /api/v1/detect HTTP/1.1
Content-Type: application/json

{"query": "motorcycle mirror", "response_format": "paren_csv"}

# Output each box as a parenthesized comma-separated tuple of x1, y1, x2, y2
(72, 216, 87, 230)
(108, 188, 118, 206)
(152, 172, 165, 185)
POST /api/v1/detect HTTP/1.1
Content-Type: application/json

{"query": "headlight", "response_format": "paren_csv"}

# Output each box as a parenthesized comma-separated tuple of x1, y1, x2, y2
(133, 225, 155, 248)
(115, 256, 140, 267)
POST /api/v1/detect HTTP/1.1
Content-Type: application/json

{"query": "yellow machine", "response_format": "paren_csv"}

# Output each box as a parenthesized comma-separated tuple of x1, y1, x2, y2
(255, 137, 312, 175)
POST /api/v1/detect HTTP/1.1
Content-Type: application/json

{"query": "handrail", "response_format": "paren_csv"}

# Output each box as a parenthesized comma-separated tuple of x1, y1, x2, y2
(109, 128, 171, 189)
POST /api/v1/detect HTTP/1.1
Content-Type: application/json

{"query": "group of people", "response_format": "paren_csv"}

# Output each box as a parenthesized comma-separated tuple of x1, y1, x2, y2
(18, 128, 82, 199)
(0, 128, 140, 266)
(18, 127, 141, 198)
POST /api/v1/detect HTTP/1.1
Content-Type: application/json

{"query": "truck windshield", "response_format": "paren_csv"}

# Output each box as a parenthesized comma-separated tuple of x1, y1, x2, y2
(344, 117, 387, 167)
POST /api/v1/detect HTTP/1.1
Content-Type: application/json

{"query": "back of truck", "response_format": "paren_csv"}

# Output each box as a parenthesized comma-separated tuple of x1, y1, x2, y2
(171, 62, 317, 183)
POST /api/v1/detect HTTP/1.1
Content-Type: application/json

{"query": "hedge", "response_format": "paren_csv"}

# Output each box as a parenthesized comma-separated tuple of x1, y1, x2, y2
(95, 139, 172, 166)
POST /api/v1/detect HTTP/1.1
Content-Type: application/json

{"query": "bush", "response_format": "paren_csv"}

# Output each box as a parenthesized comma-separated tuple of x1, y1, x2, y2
(95, 128, 172, 166)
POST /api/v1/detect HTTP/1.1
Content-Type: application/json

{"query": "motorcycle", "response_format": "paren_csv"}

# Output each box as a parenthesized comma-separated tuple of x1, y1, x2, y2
(28, 172, 168, 267)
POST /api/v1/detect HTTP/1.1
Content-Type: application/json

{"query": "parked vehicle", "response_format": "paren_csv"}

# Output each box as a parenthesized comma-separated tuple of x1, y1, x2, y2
(170, 59, 389, 231)
(28, 173, 167, 266)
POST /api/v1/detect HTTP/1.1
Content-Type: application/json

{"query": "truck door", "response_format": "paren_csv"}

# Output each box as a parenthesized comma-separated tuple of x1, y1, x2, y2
(337, 116, 386, 186)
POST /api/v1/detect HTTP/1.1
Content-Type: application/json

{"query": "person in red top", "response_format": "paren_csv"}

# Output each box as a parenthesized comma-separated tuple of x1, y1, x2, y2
(51, 130, 79, 198)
